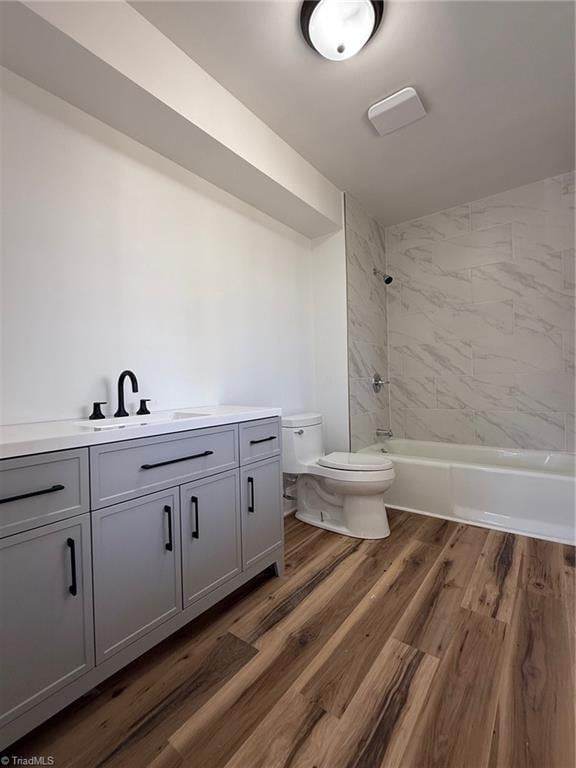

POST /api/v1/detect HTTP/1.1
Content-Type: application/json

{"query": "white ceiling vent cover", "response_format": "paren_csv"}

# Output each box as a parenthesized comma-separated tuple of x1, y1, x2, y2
(368, 87, 426, 136)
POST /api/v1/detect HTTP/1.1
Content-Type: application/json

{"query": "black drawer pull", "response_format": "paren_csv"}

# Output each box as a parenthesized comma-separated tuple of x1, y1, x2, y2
(249, 436, 277, 445)
(191, 496, 199, 539)
(248, 477, 255, 513)
(141, 450, 214, 470)
(0, 483, 65, 505)
(66, 537, 78, 596)
(164, 505, 173, 551)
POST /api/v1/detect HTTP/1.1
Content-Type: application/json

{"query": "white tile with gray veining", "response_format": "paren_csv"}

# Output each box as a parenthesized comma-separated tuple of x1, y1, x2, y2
(471, 178, 562, 230)
(515, 295, 574, 336)
(348, 299, 387, 346)
(402, 338, 473, 378)
(388, 311, 442, 345)
(389, 376, 436, 410)
(346, 195, 385, 248)
(389, 346, 404, 377)
(378, 173, 575, 452)
(474, 410, 565, 451)
(436, 373, 517, 411)
(350, 378, 389, 416)
(512, 216, 574, 262)
(473, 328, 564, 375)
(390, 318, 473, 377)
(350, 410, 390, 451)
(431, 224, 513, 271)
(404, 408, 476, 444)
(563, 333, 575, 375)
(430, 301, 514, 343)
(390, 407, 406, 439)
(471, 259, 567, 305)
(565, 414, 575, 452)
(512, 373, 575, 413)
(562, 248, 575, 292)
(436, 372, 575, 413)
(349, 339, 387, 380)
(345, 194, 390, 447)
(401, 272, 472, 314)
(386, 205, 470, 253)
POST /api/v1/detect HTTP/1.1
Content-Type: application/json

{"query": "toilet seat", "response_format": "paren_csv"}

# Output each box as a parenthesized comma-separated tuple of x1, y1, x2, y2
(318, 452, 393, 472)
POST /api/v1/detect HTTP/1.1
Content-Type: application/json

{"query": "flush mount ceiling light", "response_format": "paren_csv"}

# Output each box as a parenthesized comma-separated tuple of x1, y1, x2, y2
(301, 0, 384, 61)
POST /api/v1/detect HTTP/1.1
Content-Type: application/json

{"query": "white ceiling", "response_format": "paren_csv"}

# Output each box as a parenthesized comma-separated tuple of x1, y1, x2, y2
(134, 0, 575, 227)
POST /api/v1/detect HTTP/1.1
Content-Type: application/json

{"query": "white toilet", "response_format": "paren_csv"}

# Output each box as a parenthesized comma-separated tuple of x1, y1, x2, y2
(282, 413, 395, 539)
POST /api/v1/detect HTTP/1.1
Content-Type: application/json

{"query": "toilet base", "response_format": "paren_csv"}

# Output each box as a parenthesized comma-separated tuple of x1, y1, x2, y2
(296, 475, 391, 539)
(295, 509, 358, 537)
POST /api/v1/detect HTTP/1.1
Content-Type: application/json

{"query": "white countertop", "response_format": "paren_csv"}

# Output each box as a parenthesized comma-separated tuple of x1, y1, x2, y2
(0, 405, 282, 459)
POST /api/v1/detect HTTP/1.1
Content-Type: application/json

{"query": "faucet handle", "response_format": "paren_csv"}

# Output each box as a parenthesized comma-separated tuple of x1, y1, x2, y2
(137, 398, 151, 416)
(89, 402, 107, 420)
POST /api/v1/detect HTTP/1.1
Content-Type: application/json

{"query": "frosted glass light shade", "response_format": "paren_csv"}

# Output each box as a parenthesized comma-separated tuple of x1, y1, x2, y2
(303, 0, 382, 61)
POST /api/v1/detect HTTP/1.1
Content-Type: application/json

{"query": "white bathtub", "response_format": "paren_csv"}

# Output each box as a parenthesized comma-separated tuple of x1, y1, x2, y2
(360, 439, 576, 544)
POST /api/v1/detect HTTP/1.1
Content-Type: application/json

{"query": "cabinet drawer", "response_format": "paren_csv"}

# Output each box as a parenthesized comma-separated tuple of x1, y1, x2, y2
(239, 418, 281, 466)
(0, 449, 89, 538)
(90, 425, 238, 508)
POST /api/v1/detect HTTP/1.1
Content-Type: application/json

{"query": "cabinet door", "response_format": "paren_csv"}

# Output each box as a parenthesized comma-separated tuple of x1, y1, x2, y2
(92, 489, 182, 663)
(241, 458, 283, 569)
(180, 470, 241, 608)
(0, 514, 94, 728)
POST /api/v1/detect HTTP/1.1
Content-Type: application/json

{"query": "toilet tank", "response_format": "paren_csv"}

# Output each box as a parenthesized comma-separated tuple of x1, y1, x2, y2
(282, 413, 324, 474)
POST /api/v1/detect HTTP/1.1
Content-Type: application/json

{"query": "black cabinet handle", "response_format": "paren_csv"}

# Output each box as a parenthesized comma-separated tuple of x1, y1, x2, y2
(66, 537, 78, 596)
(164, 505, 173, 551)
(247, 477, 255, 513)
(191, 496, 199, 539)
(141, 451, 214, 470)
(0, 483, 65, 505)
(249, 436, 277, 445)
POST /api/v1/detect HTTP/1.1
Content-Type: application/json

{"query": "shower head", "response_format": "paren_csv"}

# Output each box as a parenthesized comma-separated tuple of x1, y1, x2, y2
(373, 267, 393, 285)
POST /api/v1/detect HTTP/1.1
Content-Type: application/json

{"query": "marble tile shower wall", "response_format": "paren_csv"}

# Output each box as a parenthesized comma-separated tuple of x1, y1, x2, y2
(385, 172, 575, 452)
(345, 196, 391, 450)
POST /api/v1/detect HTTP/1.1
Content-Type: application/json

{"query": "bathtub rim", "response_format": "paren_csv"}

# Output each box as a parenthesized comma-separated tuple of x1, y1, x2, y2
(370, 436, 575, 461)
(360, 441, 576, 479)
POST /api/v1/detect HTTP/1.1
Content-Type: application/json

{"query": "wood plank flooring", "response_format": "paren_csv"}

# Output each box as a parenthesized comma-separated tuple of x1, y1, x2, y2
(6, 510, 576, 768)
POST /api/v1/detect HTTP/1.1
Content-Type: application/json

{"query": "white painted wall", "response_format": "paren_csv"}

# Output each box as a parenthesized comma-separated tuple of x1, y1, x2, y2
(1, 1, 341, 237)
(309, 226, 350, 453)
(0, 69, 321, 425)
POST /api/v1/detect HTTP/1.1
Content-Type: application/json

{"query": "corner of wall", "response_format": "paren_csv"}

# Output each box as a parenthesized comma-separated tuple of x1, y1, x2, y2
(309, 192, 350, 453)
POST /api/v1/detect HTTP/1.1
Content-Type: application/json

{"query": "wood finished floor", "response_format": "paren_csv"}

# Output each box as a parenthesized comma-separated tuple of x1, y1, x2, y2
(8, 511, 576, 768)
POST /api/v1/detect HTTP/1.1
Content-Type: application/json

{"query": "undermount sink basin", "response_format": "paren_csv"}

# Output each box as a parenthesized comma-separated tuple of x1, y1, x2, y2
(76, 411, 210, 430)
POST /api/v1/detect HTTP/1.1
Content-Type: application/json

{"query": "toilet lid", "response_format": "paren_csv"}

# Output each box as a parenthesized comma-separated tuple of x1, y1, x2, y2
(318, 452, 393, 471)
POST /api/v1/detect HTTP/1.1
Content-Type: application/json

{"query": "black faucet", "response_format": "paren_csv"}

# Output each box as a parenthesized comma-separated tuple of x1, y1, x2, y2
(114, 370, 139, 418)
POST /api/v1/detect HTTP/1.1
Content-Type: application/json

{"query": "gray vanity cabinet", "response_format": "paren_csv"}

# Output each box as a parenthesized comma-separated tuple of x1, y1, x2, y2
(0, 416, 283, 751)
(0, 514, 94, 728)
(180, 469, 241, 608)
(91, 489, 182, 664)
(241, 457, 283, 569)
